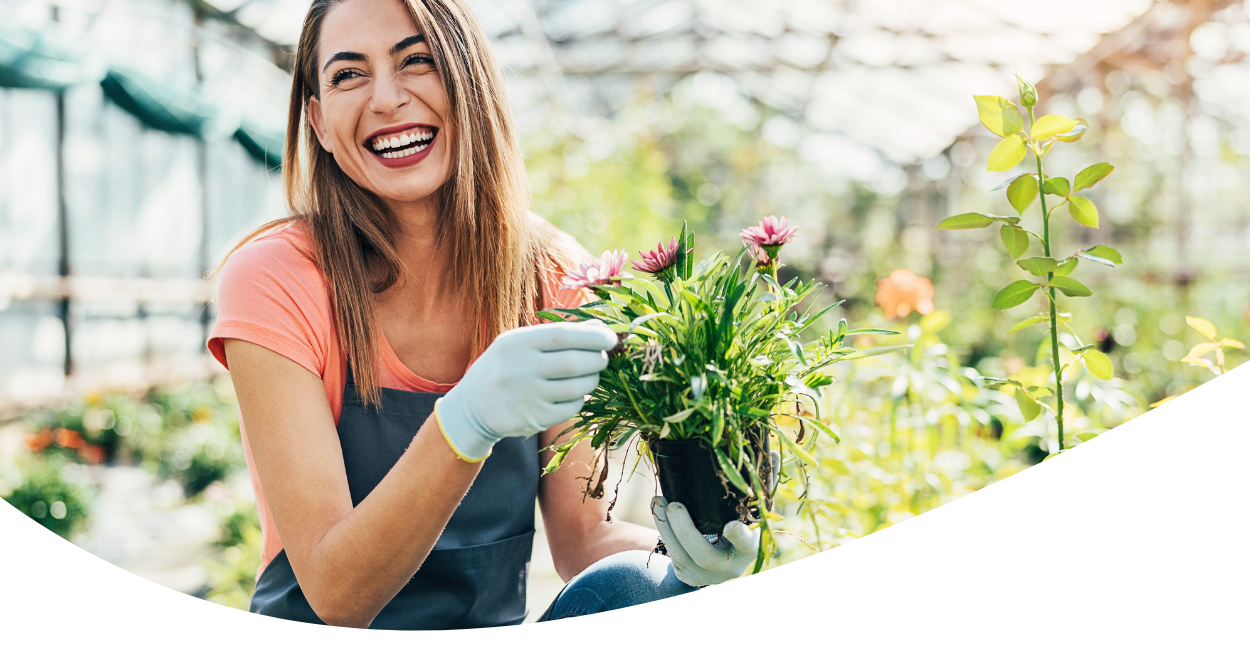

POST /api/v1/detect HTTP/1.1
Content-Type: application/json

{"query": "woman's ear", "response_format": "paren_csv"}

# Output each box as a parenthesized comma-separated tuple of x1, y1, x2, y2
(308, 96, 334, 154)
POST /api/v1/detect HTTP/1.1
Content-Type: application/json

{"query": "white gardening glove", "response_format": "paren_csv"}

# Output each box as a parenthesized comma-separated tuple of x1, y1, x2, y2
(650, 449, 781, 587)
(435, 320, 617, 462)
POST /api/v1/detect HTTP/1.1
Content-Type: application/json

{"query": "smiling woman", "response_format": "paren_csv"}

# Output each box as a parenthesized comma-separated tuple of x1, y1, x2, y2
(203, 0, 730, 632)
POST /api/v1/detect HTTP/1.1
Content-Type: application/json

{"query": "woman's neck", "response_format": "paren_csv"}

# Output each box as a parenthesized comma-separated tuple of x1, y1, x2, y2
(379, 195, 456, 314)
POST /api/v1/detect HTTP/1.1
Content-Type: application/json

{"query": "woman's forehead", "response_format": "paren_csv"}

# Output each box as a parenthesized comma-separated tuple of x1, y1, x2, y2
(319, 0, 422, 60)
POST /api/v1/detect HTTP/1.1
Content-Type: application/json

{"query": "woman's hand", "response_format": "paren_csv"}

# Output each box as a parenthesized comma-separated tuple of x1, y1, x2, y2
(436, 321, 617, 461)
(649, 449, 782, 587)
(650, 497, 760, 587)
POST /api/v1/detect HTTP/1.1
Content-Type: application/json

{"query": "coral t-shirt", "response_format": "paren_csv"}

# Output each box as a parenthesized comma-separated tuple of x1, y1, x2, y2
(207, 220, 588, 576)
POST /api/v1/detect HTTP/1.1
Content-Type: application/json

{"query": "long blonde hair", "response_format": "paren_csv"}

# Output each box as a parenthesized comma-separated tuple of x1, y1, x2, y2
(218, 0, 581, 405)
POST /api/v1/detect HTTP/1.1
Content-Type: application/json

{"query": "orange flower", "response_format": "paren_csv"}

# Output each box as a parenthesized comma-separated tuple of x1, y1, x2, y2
(79, 445, 107, 465)
(54, 428, 86, 449)
(26, 429, 53, 452)
(875, 269, 936, 320)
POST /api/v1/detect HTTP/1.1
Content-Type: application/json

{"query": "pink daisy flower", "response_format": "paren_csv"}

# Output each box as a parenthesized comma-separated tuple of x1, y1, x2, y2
(632, 237, 682, 279)
(561, 249, 634, 290)
(738, 215, 799, 249)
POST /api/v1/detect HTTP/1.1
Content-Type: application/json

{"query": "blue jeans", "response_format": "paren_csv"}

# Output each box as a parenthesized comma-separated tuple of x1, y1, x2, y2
(536, 550, 699, 621)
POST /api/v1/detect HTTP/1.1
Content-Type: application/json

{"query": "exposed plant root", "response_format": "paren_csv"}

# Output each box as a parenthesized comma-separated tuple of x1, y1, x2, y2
(582, 446, 609, 500)
(603, 441, 634, 523)
(773, 529, 817, 552)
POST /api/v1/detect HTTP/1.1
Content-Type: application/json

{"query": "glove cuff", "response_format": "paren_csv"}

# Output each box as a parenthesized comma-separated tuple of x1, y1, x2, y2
(433, 397, 493, 463)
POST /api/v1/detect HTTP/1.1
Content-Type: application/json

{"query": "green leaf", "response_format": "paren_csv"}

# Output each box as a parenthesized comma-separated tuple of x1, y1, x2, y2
(991, 173, 1029, 191)
(1041, 177, 1070, 196)
(843, 328, 900, 336)
(1015, 390, 1041, 422)
(796, 415, 840, 443)
(1078, 245, 1122, 266)
(1055, 257, 1078, 276)
(1006, 316, 1048, 335)
(1007, 174, 1038, 214)
(1186, 316, 1218, 340)
(536, 310, 569, 322)
(543, 445, 573, 475)
(1017, 256, 1058, 276)
(1083, 349, 1114, 380)
(1073, 163, 1114, 191)
(674, 222, 689, 281)
(1074, 431, 1100, 442)
(1000, 225, 1029, 259)
(1030, 114, 1077, 140)
(663, 407, 698, 423)
(937, 213, 994, 229)
(1048, 276, 1092, 297)
(714, 448, 752, 496)
(1068, 196, 1099, 228)
(987, 134, 1027, 172)
(776, 428, 818, 466)
(992, 280, 1040, 309)
(839, 345, 912, 360)
(974, 95, 1024, 137)
(1055, 118, 1089, 143)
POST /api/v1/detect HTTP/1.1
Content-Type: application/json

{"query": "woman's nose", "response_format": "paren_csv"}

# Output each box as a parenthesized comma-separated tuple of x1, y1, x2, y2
(368, 69, 408, 115)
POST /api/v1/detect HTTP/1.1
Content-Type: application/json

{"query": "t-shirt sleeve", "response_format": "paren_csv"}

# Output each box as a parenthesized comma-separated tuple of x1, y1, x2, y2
(207, 233, 333, 378)
(535, 215, 596, 312)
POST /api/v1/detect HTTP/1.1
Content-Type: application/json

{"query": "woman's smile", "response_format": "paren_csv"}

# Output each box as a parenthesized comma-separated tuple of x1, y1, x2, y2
(365, 123, 439, 168)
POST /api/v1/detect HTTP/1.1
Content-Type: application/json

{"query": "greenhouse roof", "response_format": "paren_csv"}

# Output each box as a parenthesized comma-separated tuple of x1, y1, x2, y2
(208, 0, 1157, 165)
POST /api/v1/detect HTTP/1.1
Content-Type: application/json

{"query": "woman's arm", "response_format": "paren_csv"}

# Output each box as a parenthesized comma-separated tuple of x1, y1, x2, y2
(225, 339, 480, 628)
(537, 423, 659, 582)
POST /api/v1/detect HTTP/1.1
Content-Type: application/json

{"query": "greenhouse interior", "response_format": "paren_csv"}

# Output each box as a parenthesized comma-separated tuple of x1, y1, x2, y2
(2, 0, 1248, 622)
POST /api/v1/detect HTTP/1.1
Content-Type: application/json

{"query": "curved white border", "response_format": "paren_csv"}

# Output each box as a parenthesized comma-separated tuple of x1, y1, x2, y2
(3, 364, 1248, 650)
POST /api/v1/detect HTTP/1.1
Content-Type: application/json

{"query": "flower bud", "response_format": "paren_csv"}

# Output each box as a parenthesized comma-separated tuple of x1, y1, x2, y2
(1017, 76, 1038, 108)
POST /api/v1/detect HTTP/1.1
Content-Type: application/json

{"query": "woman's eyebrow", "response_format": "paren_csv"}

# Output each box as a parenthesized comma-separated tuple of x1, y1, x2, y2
(323, 51, 365, 74)
(390, 34, 425, 55)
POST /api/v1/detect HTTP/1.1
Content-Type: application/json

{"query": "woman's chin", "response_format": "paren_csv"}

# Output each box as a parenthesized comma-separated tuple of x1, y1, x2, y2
(370, 181, 442, 205)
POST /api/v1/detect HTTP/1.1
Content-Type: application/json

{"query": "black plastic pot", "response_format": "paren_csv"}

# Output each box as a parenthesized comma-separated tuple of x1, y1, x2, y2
(653, 431, 772, 536)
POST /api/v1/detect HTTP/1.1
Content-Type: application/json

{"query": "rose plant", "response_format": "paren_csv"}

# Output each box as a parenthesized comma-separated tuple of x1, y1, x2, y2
(540, 218, 901, 571)
(937, 76, 1122, 454)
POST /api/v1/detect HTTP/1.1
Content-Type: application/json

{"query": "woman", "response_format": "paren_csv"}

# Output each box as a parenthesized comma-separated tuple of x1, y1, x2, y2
(210, 0, 760, 630)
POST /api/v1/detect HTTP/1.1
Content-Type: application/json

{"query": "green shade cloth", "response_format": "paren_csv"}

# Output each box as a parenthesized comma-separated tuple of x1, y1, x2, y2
(234, 120, 284, 168)
(0, 22, 95, 91)
(100, 68, 218, 139)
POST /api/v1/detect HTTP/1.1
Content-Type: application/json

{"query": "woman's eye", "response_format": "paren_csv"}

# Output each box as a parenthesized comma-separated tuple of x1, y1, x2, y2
(404, 54, 435, 69)
(330, 69, 361, 87)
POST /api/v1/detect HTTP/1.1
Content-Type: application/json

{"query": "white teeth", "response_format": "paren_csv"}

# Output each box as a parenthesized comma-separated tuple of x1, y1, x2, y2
(380, 141, 431, 159)
(372, 130, 435, 156)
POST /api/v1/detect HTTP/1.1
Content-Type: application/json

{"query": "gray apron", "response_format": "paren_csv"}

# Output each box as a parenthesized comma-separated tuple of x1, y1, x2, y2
(249, 368, 540, 629)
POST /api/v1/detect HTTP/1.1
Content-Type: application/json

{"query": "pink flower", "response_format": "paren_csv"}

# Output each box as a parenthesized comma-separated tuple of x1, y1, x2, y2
(561, 249, 634, 290)
(747, 244, 771, 268)
(738, 215, 798, 249)
(632, 237, 681, 277)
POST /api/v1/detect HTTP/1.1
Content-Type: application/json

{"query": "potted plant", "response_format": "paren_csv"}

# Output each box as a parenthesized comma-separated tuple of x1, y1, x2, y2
(541, 217, 902, 570)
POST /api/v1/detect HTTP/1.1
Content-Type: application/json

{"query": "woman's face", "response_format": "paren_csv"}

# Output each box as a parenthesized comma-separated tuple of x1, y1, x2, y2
(308, 0, 452, 206)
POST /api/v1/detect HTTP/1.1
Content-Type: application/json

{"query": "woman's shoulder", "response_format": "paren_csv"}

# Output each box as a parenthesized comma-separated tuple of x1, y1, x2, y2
(210, 218, 334, 375)
(220, 219, 321, 279)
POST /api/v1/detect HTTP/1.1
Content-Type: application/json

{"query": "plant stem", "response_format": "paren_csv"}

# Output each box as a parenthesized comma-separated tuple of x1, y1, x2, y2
(1030, 107, 1065, 451)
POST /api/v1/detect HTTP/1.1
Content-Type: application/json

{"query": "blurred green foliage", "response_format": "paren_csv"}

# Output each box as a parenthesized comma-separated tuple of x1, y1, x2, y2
(204, 501, 263, 610)
(0, 457, 93, 539)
